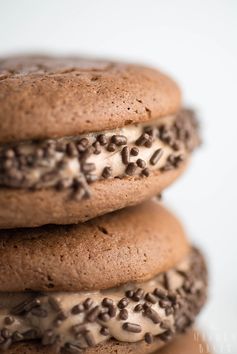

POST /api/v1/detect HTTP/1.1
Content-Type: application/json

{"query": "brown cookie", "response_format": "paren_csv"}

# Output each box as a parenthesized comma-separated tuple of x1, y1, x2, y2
(0, 56, 200, 228)
(3, 330, 212, 354)
(0, 201, 189, 292)
(0, 56, 181, 143)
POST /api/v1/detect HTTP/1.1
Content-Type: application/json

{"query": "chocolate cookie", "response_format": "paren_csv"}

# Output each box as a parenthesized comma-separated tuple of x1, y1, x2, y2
(0, 56, 200, 228)
(0, 202, 208, 353)
(3, 330, 212, 354)
(0, 202, 189, 292)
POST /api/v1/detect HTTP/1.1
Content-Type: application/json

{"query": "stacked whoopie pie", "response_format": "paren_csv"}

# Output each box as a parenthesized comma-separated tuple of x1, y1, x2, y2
(0, 56, 207, 354)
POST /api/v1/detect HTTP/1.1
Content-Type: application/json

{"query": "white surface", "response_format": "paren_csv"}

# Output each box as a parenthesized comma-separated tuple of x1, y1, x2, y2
(0, 0, 237, 352)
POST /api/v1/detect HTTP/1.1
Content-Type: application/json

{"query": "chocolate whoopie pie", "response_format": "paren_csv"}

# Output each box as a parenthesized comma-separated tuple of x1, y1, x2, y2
(0, 202, 208, 353)
(0, 56, 200, 228)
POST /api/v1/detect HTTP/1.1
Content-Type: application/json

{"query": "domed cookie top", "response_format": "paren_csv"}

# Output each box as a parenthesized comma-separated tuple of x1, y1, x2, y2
(0, 201, 189, 292)
(0, 56, 181, 143)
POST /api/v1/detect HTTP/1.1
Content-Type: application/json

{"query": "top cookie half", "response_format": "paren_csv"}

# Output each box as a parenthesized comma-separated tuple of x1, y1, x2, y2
(0, 56, 200, 228)
(0, 56, 181, 143)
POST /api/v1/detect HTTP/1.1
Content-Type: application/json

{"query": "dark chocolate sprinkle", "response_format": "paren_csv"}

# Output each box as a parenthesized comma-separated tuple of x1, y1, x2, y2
(102, 166, 112, 179)
(83, 298, 93, 310)
(99, 313, 110, 322)
(11, 298, 41, 315)
(97, 134, 108, 146)
(125, 162, 137, 176)
(71, 303, 84, 315)
(117, 297, 129, 309)
(130, 147, 139, 156)
(136, 158, 146, 168)
(153, 288, 168, 299)
(134, 304, 143, 312)
(119, 309, 128, 320)
(132, 288, 145, 302)
(141, 168, 150, 177)
(125, 290, 134, 298)
(144, 332, 153, 344)
(122, 322, 142, 333)
(144, 307, 161, 324)
(86, 306, 101, 322)
(107, 143, 116, 152)
(145, 292, 157, 304)
(135, 133, 150, 146)
(111, 135, 127, 146)
(121, 146, 130, 165)
(102, 298, 113, 307)
(150, 148, 163, 165)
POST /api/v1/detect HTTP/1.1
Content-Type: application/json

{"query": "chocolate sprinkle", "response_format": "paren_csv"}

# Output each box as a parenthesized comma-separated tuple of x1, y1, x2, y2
(86, 306, 101, 322)
(150, 148, 163, 165)
(144, 332, 153, 344)
(121, 146, 130, 165)
(102, 166, 112, 179)
(117, 297, 129, 309)
(144, 307, 161, 324)
(125, 162, 137, 176)
(122, 322, 142, 333)
(111, 135, 127, 146)
(119, 309, 128, 320)
(130, 147, 139, 156)
(71, 304, 84, 315)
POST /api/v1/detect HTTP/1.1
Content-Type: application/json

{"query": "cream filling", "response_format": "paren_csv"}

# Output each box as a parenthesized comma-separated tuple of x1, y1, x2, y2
(0, 252, 204, 349)
(0, 115, 186, 189)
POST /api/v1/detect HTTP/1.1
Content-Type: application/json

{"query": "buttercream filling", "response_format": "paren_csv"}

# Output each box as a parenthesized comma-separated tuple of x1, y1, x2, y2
(0, 109, 199, 199)
(0, 248, 207, 352)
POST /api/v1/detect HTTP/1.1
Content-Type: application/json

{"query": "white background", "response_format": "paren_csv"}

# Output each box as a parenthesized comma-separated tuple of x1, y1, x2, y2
(0, 0, 237, 352)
